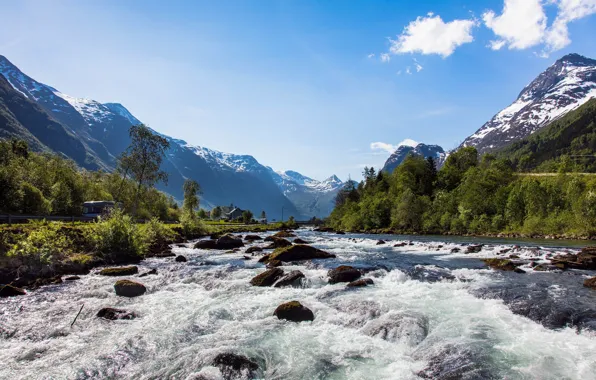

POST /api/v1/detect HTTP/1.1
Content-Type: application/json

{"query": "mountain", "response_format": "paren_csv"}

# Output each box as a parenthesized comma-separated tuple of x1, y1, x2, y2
(268, 169, 343, 218)
(382, 140, 446, 173)
(461, 53, 596, 154)
(496, 98, 596, 172)
(0, 55, 302, 219)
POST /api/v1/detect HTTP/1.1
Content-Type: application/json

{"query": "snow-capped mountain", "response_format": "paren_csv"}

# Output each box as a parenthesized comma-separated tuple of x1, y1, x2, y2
(268, 169, 344, 218)
(461, 53, 596, 153)
(0, 55, 304, 219)
(382, 140, 446, 173)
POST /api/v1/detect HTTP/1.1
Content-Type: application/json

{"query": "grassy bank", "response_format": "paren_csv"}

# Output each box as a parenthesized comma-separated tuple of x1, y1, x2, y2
(0, 212, 292, 289)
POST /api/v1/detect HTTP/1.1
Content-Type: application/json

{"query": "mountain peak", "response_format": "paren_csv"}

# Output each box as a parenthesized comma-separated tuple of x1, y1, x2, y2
(556, 53, 596, 66)
(382, 143, 446, 173)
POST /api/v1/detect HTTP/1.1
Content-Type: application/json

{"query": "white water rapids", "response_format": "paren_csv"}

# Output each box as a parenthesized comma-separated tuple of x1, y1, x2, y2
(1, 230, 595, 379)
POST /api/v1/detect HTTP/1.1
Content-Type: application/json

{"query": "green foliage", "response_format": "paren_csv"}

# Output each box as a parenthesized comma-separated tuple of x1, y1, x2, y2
(211, 206, 222, 219)
(141, 217, 176, 248)
(87, 208, 147, 259)
(179, 209, 207, 237)
(329, 144, 596, 238)
(183, 179, 201, 213)
(242, 209, 254, 224)
(8, 222, 70, 266)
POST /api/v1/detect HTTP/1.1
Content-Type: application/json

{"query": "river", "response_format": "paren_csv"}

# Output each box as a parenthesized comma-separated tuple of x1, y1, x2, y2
(1, 230, 595, 379)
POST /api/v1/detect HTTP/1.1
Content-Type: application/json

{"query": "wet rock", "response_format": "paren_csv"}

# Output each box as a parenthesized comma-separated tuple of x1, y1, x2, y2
(175, 255, 187, 262)
(347, 278, 374, 288)
(0, 284, 26, 297)
(114, 280, 146, 297)
(273, 230, 296, 238)
(194, 239, 218, 249)
(64, 276, 81, 281)
(274, 301, 314, 322)
(394, 242, 407, 247)
(31, 275, 63, 288)
(408, 266, 456, 283)
(293, 238, 310, 244)
(274, 270, 305, 288)
(466, 244, 483, 254)
(244, 234, 262, 241)
(509, 254, 520, 259)
(99, 266, 139, 276)
(584, 277, 596, 289)
(264, 237, 292, 249)
(549, 247, 596, 270)
(416, 343, 494, 380)
(376, 240, 386, 245)
(328, 265, 361, 284)
(450, 247, 461, 253)
(482, 258, 519, 271)
(266, 260, 283, 268)
(257, 254, 270, 263)
(246, 246, 263, 254)
(314, 227, 334, 232)
(97, 307, 137, 320)
(362, 312, 428, 346)
(249, 268, 284, 287)
(267, 244, 335, 263)
(336, 231, 346, 235)
(139, 269, 158, 277)
(212, 353, 259, 380)
(243, 255, 251, 260)
(499, 248, 511, 254)
(215, 234, 245, 250)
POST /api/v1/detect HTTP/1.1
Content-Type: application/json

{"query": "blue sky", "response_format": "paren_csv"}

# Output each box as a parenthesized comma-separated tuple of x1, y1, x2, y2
(1, 0, 595, 181)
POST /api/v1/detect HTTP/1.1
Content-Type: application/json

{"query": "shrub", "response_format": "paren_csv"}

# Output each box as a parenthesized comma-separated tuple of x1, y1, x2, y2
(21, 182, 51, 215)
(8, 222, 70, 266)
(87, 208, 146, 259)
(179, 210, 207, 238)
(140, 217, 176, 248)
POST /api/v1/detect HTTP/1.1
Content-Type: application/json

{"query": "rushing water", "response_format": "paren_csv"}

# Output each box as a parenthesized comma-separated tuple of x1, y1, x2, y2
(1, 230, 596, 380)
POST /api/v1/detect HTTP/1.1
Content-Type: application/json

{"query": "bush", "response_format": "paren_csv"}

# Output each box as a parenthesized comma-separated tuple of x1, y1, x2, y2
(141, 217, 176, 247)
(180, 210, 207, 238)
(8, 222, 70, 266)
(21, 182, 51, 215)
(87, 208, 147, 259)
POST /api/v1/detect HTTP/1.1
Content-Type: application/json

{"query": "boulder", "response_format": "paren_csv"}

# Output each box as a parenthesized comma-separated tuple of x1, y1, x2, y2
(450, 248, 461, 253)
(273, 231, 296, 238)
(328, 265, 361, 284)
(274, 301, 314, 322)
(336, 231, 346, 235)
(64, 276, 81, 281)
(293, 238, 310, 245)
(246, 246, 263, 254)
(114, 280, 146, 297)
(376, 240, 386, 245)
(97, 307, 137, 320)
(266, 260, 283, 268)
(549, 247, 596, 270)
(175, 255, 187, 262)
(212, 353, 258, 380)
(274, 270, 305, 288)
(314, 227, 334, 232)
(394, 242, 407, 247)
(99, 266, 138, 276)
(466, 245, 483, 254)
(244, 235, 262, 241)
(257, 254, 271, 263)
(0, 284, 26, 297)
(216, 234, 245, 249)
(584, 277, 596, 289)
(264, 237, 292, 249)
(347, 278, 374, 288)
(194, 239, 218, 249)
(482, 258, 519, 271)
(139, 269, 158, 277)
(266, 245, 336, 263)
(249, 268, 284, 287)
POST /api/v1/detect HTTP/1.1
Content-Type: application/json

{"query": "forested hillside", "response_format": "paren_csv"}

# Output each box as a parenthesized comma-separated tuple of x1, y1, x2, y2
(329, 147, 596, 238)
(497, 98, 596, 172)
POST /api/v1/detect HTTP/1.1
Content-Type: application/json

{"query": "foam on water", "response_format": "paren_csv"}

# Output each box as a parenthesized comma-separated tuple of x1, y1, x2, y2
(1, 231, 595, 379)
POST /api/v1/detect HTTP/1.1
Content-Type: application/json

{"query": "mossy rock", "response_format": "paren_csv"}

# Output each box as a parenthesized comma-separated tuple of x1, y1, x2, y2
(482, 258, 518, 271)
(244, 235, 263, 241)
(250, 268, 284, 287)
(274, 301, 314, 322)
(328, 265, 361, 284)
(267, 245, 335, 263)
(273, 231, 296, 238)
(114, 280, 146, 297)
(266, 260, 283, 268)
(99, 266, 138, 276)
(347, 278, 374, 288)
(216, 234, 245, 249)
(0, 284, 26, 297)
(264, 237, 292, 249)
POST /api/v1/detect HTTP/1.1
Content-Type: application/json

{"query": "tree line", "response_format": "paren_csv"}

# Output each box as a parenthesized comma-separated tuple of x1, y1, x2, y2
(329, 147, 596, 237)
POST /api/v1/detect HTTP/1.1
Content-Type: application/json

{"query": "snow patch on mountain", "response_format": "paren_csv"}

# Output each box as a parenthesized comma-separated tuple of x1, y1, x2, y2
(382, 142, 446, 173)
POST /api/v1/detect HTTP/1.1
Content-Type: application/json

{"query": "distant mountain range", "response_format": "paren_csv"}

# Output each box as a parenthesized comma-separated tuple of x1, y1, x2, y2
(0, 55, 342, 219)
(383, 53, 596, 173)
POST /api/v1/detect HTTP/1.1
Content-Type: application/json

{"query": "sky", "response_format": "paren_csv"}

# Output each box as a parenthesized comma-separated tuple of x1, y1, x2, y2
(0, 0, 595, 181)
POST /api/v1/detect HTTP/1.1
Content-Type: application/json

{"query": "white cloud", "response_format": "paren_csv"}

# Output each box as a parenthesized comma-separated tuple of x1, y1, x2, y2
(483, 0, 547, 50)
(389, 14, 477, 58)
(370, 142, 397, 154)
(380, 53, 391, 62)
(543, 0, 596, 54)
(415, 62, 423, 72)
(397, 138, 419, 147)
(367, 53, 375, 59)
(396, 70, 402, 75)
(406, 67, 412, 75)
